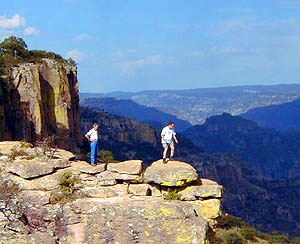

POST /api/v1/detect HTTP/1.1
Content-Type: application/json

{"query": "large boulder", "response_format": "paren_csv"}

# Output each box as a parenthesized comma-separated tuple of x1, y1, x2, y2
(57, 198, 210, 244)
(107, 160, 144, 175)
(144, 160, 198, 187)
(178, 183, 224, 201)
(5, 160, 55, 179)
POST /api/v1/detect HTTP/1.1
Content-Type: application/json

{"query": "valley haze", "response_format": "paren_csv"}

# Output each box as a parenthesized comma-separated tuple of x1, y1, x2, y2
(80, 83, 300, 125)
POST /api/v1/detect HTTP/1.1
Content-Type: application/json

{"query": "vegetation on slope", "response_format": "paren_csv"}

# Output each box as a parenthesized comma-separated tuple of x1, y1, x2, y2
(0, 36, 75, 75)
(216, 215, 300, 244)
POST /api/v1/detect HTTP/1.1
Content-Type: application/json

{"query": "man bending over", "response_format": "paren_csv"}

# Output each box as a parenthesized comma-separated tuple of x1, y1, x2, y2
(161, 121, 178, 163)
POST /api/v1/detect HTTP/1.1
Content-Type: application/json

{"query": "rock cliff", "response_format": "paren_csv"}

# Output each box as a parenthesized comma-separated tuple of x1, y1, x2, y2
(0, 141, 224, 244)
(0, 59, 81, 152)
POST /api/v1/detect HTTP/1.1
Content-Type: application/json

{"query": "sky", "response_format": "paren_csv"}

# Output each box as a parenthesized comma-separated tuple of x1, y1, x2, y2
(1, 0, 300, 92)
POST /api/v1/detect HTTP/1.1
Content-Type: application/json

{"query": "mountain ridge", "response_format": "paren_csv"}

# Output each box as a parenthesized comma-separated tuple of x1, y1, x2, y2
(242, 99, 300, 132)
(81, 83, 300, 125)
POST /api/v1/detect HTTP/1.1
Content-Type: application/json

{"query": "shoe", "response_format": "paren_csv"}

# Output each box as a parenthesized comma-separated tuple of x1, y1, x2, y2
(91, 163, 97, 166)
(163, 158, 167, 164)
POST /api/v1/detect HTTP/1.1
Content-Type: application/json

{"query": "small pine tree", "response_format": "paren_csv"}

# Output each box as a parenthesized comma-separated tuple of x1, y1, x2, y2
(99, 150, 115, 163)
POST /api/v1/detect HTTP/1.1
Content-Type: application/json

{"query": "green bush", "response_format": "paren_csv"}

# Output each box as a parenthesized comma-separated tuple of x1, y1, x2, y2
(223, 231, 245, 244)
(0, 36, 73, 75)
(217, 215, 246, 229)
(8, 148, 30, 161)
(240, 226, 257, 241)
(59, 171, 80, 194)
(269, 234, 289, 244)
(163, 188, 182, 200)
(50, 171, 81, 203)
(291, 237, 300, 244)
(216, 236, 227, 244)
(99, 150, 115, 163)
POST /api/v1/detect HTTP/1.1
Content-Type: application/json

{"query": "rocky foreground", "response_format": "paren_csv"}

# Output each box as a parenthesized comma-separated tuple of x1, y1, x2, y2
(0, 141, 224, 244)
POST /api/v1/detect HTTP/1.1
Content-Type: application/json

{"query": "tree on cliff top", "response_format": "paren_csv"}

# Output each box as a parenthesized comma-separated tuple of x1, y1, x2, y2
(0, 36, 75, 74)
(0, 36, 28, 58)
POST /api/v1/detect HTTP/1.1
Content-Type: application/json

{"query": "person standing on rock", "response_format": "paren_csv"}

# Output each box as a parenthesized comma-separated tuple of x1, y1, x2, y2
(161, 122, 178, 163)
(85, 123, 100, 166)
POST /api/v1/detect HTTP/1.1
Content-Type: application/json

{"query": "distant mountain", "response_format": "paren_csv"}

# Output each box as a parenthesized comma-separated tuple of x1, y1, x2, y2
(241, 99, 300, 132)
(80, 97, 192, 132)
(81, 84, 300, 125)
(183, 112, 300, 180)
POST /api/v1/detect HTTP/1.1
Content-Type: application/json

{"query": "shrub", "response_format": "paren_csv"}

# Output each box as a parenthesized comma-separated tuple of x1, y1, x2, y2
(50, 171, 81, 204)
(215, 236, 227, 244)
(99, 150, 115, 163)
(0, 36, 72, 75)
(59, 171, 80, 194)
(240, 226, 257, 241)
(223, 231, 245, 244)
(8, 148, 30, 161)
(269, 234, 289, 244)
(19, 140, 33, 149)
(36, 136, 58, 159)
(163, 188, 182, 200)
(217, 215, 246, 229)
(291, 237, 300, 244)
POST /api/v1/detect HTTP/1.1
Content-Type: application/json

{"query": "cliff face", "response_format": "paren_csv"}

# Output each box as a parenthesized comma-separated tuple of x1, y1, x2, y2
(81, 106, 157, 146)
(0, 141, 224, 244)
(0, 59, 81, 152)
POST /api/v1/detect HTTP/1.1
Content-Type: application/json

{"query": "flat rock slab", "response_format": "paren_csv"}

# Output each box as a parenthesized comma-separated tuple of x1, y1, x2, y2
(18, 190, 51, 206)
(179, 184, 224, 201)
(2, 170, 63, 191)
(52, 159, 71, 169)
(0, 141, 27, 154)
(53, 149, 76, 161)
(128, 184, 150, 196)
(96, 171, 117, 186)
(200, 178, 220, 185)
(83, 187, 118, 198)
(57, 197, 210, 244)
(80, 163, 106, 175)
(107, 160, 143, 175)
(6, 160, 54, 179)
(0, 232, 55, 244)
(191, 199, 222, 221)
(144, 160, 198, 187)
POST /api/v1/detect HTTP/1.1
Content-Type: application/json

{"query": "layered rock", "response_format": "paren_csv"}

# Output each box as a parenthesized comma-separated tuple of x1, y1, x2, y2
(0, 141, 224, 244)
(0, 59, 81, 152)
(81, 106, 157, 146)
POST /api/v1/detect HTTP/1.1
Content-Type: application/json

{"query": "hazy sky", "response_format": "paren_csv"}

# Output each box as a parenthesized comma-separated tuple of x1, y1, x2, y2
(1, 0, 300, 92)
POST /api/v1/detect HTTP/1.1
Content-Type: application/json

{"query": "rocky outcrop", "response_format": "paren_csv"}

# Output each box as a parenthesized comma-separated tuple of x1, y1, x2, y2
(0, 141, 224, 244)
(144, 160, 198, 186)
(0, 59, 81, 152)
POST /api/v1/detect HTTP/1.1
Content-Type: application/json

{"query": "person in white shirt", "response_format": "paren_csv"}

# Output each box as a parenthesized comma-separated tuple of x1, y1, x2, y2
(161, 121, 178, 163)
(85, 123, 100, 166)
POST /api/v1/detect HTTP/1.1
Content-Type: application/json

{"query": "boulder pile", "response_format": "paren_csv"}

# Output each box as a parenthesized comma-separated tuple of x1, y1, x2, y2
(0, 141, 224, 244)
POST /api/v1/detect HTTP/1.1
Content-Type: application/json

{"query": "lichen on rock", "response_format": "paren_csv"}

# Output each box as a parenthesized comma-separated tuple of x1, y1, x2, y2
(0, 141, 224, 244)
(0, 58, 81, 153)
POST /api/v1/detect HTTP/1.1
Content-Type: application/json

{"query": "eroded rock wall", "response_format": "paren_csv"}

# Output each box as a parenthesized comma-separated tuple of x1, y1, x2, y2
(0, 59, 81, 152)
